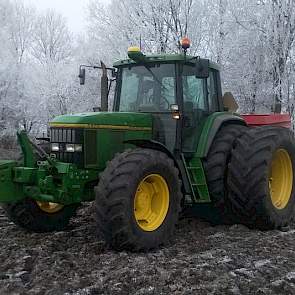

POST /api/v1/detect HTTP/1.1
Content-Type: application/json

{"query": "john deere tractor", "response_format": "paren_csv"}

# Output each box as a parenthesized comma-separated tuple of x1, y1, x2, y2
(1, 39, 295, 251)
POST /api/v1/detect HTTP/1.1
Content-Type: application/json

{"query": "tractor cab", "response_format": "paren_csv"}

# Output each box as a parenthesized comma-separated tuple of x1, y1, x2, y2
(112, 48, 223, 156)
(78, 40, 224, 157)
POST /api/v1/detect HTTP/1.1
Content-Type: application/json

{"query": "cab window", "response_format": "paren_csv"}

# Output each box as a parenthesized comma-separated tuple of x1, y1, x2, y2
(182, 65, 207, 113)
(118, 64, 176, 112)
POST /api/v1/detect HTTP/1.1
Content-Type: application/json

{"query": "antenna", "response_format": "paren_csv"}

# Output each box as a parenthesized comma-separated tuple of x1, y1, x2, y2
(139, 34, 142, 51)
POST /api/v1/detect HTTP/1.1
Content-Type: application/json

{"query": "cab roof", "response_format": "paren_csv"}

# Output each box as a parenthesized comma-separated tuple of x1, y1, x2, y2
(113, 53, 220, 71)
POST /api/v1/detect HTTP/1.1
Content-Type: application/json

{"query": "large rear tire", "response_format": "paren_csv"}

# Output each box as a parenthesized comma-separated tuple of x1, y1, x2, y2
(227, 126, 295, 229)
(202, 124, 247, 224)
(95, 148, 182, 251)
(3, 199, 79, 232)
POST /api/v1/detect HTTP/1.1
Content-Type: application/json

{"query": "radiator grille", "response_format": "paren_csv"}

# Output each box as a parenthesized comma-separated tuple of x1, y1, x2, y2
(85, 130, 98, 166)
(50, 128, 84, 167)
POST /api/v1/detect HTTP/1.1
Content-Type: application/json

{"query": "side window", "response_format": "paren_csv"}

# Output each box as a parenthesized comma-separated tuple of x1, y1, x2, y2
(161, 77, 175, 108)
(119, 71, 139, 111)
(207, 70, 219, 112)
(183, 75, 206, 111)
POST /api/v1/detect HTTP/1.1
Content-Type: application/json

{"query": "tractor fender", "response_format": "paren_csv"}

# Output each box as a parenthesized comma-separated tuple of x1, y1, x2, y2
(125, 139, 191, 194)
(124, 139, 177, 163)
(196, 113, 247, 158)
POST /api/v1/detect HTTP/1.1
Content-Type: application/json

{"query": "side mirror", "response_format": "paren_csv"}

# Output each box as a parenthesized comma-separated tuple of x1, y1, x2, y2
(195, 58, 209, 79)
(79, 68, 86, 85)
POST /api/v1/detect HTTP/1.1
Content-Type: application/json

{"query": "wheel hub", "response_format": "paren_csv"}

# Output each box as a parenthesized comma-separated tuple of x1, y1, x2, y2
(269, 149, 293, 210)
(134, 174, 169, 231)
(36, 201, 64, 214)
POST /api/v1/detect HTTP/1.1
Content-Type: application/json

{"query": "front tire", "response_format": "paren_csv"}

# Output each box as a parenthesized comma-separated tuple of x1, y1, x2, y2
(95, 148, 182, 251)
(3, 199, 79, 232)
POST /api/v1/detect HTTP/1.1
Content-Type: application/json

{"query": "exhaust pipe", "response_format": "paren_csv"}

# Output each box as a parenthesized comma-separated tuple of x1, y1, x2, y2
(100, 61, 108, 112)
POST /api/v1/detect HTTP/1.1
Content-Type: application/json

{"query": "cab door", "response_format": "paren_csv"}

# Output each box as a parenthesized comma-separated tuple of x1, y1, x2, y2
(181, 64, 221, 155)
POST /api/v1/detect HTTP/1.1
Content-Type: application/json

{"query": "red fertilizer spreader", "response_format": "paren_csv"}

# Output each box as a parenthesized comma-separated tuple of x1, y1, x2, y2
(241, 114, 291, 129)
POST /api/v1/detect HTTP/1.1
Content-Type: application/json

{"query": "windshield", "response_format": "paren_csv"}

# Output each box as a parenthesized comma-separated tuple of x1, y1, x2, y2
(117, 64, 176, 112)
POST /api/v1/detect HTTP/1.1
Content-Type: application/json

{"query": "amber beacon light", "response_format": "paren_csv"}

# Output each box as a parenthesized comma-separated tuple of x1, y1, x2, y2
(180, 37, 191, 50)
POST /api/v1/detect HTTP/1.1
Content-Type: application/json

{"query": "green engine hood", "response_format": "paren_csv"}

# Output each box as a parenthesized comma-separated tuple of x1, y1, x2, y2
(50, 112, 152, 131)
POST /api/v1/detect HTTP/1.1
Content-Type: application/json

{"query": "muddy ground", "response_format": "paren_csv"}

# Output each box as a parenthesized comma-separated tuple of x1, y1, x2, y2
(1, 202, 295, 295)
(1, 150, 295, 294)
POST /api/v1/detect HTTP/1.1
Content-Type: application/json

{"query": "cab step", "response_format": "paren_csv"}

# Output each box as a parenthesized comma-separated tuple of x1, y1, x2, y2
(181, 154, 211, 203)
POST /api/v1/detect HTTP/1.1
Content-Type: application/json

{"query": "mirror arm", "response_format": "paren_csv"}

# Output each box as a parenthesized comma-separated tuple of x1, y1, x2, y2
(80, 64, 115, 71)
(79, 64, 116, 86)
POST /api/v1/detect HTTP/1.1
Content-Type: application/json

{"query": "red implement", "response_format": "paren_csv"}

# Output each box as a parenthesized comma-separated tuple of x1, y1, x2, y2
(241, 114, 291, 129)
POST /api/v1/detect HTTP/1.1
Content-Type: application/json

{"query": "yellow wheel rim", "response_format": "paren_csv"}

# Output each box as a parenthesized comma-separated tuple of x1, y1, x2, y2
(36, 201, 64, 214)
(269, 149, 293, 210)
(134, 174, 169, 231)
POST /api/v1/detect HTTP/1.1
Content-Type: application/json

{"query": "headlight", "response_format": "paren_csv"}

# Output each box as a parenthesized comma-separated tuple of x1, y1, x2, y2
(65, 144, 83, 153)
(51, 143, 60, 152)
(66, 144, 75, 153)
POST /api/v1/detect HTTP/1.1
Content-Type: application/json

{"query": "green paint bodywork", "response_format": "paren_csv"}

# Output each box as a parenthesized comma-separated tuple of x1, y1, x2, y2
(196, 112, 245, 158)
(50, 112, 153, 170)
(0, 161, 24, 203)
(51, 112, 153, 129)
(17, 131, 36, 168)
(94, 128, 151, 170)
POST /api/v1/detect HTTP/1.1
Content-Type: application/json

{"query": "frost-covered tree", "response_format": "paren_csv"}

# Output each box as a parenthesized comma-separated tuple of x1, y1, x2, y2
(0, 0, 37, 138)
(2, 0, 295, 146)
(31, 10, 72, 64)
(0, 1, 93, 143)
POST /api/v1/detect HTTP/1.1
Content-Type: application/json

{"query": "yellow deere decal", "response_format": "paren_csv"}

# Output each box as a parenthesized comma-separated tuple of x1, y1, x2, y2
(49, 123, 152, 131)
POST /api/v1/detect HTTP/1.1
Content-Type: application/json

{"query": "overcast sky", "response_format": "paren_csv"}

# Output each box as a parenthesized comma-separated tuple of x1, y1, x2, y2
(23, 0, 110, 34)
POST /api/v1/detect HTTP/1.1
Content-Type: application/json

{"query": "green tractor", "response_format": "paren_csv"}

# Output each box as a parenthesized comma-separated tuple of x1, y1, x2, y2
(1, 39, 295, 251)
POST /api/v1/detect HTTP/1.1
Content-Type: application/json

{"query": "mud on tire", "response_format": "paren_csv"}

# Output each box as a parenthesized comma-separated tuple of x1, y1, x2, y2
(95, 148, 182, 251)
(227, 126, 295, 229)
